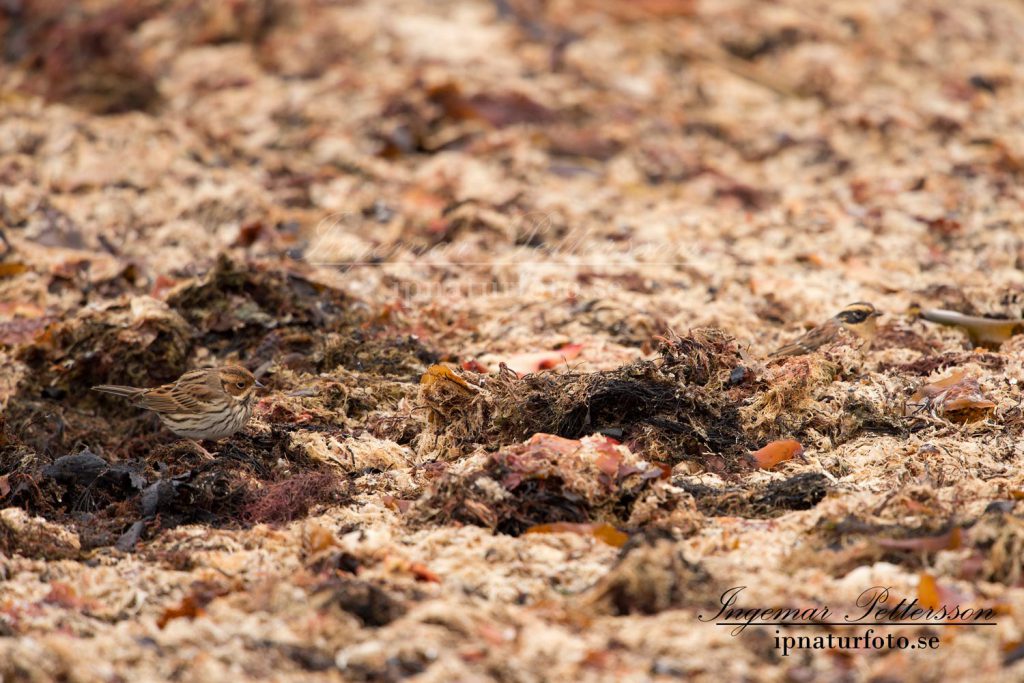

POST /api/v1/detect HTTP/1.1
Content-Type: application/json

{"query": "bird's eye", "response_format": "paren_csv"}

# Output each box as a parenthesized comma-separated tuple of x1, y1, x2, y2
(236, 381, 246, 389)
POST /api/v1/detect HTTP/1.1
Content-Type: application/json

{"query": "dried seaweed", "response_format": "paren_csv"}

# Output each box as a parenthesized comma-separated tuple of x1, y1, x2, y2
(677, 473, 828, 518)
(881, 351, 1006, 376)
(962, 510, 1024, 585)
(739, 355, 838, 441)
(0, 507, 81, 561)
(321, 330, 437, 378)
(582, 539, 715, 616)
(419, 329, 751, 468)
(6, 0, 162, 113)
(166, 255, 350, 358)
(409, 433, 684, 535)
(241, 470, 348, 525)
(17, 296, 193, 397)
(2, 0, 1024, 677)
(312, 577, 407, 627)
(793, 516, 965, 576)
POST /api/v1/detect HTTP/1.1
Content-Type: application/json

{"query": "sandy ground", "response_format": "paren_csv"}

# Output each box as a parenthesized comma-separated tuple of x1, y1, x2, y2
(3, 0, 1024, 681)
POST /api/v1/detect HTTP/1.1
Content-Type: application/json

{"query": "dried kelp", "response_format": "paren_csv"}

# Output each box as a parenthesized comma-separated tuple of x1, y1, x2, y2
(409, 433, 693, 535)
(677, 472, 829, 518)
(17, 296, 193, 397)
(581, 538, 715, 616)
(419, 329, 751, 468)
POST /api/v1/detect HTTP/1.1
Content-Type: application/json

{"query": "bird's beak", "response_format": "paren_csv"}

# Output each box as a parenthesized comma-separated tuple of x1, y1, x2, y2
(255, 380, 266, 389)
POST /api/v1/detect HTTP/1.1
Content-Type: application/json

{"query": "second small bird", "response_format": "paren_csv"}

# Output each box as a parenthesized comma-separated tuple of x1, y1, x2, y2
(770, 302, 882, 358)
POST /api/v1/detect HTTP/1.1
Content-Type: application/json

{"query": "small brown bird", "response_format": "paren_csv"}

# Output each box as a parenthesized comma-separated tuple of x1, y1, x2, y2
(770, 302, 882, 358)
(93, 366, 263, 452)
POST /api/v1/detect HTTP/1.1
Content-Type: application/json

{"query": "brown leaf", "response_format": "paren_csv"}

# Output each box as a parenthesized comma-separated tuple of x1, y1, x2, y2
(461, 359, 489, 373)
(525, 522, 629, 548)
(428, 83, 555, 128)
(497, 436, 581, 489)
(150, 274, 178, 300)
(401, 187, 448, 218)
(0, 474, 9, 499)
(917, 572, 941, 610)
(921, 216, 962, 238)
(409, 563, 440, 583)
(0, 316, 54, 346)
(907, 371, 995, 419)
(530, 434, 583, 457)
(157, 595, 206, 629)
(304, 523, 339, 555)
(942, 397, 996, 414)
(546, 128, 623, 160)
(912, 370, 966, 399)
(497, 433, 583, 489)
(750, 439, 803, 469)
(592, 438, 623, 477)
(0, 262, 29, 278)
(579, 0, 697, 21)
(917, 572, 974, 618)
(156, 582, 230, 629)
(420, 364, 476, 393)
(232, 221, 264, 248)
(44, 581, 90, 609)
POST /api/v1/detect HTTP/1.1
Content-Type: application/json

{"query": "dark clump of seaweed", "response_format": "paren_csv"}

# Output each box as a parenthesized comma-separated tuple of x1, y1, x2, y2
(121, 427, 349, 534)
(321, 329, 438, 378)
(751, 472, 829, 513)
(311, 577, 408, 628)
(3, 0, 295, 114)
(0, 413, 352, 554)
(164, 256, 439, 378)
(418, 328, 752, 470)
(166, 255, 351, 359)
(4, 0, 162, 114)
(677, 472, 829, 518)
(41, 447, 148, 511)
(15, 297, 194, 401)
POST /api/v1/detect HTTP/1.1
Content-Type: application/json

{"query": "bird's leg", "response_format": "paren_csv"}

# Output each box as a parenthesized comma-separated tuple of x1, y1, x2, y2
(188, 439, 217, 461)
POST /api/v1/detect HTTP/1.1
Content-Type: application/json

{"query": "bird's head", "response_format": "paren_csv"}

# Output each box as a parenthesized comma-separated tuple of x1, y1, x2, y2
(835, 302, 881, 326)
(218, 366, 264, 401)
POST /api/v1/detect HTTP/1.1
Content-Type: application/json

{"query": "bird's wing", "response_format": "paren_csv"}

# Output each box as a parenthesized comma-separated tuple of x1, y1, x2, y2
(770, 319, 841, 357)
(136, 370, 221, 413)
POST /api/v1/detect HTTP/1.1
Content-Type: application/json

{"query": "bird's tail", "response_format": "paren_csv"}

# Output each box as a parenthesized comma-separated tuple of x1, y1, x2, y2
(92, 385, 145, 400)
